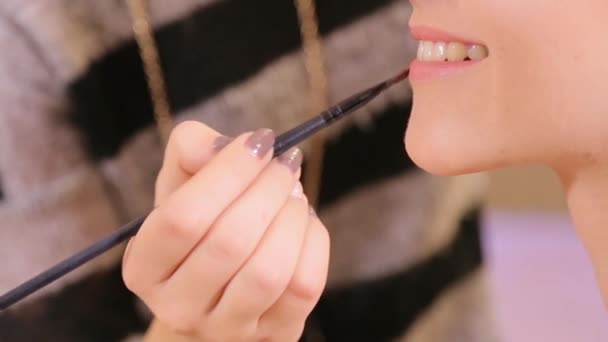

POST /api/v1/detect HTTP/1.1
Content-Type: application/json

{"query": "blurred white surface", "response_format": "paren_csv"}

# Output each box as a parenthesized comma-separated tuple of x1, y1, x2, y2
(482, 210, 608, 342)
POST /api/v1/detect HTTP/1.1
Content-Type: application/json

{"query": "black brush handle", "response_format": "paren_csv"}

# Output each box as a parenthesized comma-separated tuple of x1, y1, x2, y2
(0, 215, 145, 310)
(0, 71, 403, 311)
(0, 118, 335, 311)
(0, 130, 310, 311)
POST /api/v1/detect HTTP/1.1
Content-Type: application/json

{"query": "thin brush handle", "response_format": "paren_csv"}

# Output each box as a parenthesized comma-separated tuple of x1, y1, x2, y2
(0, 132, 326, 311)
(0, 121, 335, 310)
(0, 216, 146, 311)
(274, 74, 401, 154)
(0, 70, 407, 311)
(0, 120, 334, 310)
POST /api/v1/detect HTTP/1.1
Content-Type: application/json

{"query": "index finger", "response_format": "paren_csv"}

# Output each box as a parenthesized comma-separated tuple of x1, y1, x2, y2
(155, 120, 226, 204)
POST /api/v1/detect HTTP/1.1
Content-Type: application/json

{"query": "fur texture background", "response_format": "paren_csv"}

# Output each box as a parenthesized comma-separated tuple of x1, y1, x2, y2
(0, 1, 498, 341)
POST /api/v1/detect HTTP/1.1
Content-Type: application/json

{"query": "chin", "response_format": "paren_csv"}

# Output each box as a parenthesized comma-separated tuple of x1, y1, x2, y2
(403, 127, 491, 177)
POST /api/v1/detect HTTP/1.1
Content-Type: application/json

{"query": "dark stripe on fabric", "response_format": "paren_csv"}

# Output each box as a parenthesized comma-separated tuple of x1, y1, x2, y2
(68, 0, 397, 160)
(305, 207, 484, 342)
(315, 102, 415, 208)
(0, 265, 146, 342)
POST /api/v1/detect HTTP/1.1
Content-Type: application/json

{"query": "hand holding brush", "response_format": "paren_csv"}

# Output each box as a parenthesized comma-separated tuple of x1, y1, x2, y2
(0, 69, 408, 341)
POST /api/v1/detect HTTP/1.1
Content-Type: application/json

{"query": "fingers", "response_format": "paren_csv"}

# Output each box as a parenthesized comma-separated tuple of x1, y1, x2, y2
(162, 148, 304, 317)
(124, 127, 276, 291)
(258, 214, 330, 341)
(155, 121, 223, 204)
(209, 191, 310, 330)
(122, 120, 331, 341)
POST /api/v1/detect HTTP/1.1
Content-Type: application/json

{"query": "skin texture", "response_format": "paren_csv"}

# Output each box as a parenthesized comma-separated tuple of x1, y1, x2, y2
(123, 121, 330, 341)
(124, 2, 608, 339)
(406, 1, 608, 304)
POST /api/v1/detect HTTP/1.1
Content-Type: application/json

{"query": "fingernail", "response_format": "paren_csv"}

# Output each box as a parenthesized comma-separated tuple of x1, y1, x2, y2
(291, 182, 304, 199)
(309, 206, 318, 218)
(278, 148, 303, 173)
(212, 135, 233, 152)
(245, 129, 275, 158)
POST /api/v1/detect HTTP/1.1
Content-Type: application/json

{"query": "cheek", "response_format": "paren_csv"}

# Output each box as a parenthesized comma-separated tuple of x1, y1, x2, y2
(490, 5, 608, 164)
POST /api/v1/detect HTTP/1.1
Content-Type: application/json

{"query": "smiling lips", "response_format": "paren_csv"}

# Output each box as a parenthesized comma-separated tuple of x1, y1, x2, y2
(409, 26, 489, 80)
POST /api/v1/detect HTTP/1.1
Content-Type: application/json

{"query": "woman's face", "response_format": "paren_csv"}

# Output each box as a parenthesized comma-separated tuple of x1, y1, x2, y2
(405, 0, 608, 176)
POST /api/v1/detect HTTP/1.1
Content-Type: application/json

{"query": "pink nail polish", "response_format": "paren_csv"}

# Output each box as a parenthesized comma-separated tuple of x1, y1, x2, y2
(245, 129, 275, 158)
(278, 148, 303, 173)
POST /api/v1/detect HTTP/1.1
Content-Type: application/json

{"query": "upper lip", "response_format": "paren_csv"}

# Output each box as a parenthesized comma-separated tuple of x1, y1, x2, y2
(409, 25, 484, 46)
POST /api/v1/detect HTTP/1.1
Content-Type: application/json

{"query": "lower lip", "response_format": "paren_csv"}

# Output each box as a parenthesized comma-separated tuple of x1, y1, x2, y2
(408, 60, 482, 81)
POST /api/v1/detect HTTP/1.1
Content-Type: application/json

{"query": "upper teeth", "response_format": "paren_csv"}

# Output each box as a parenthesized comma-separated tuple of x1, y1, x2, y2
(416, 41, 488, 62)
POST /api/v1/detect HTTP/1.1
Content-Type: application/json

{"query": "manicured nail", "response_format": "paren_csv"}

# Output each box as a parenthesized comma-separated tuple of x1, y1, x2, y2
(278, 148, 303, 173)
(212, 135, 233, 152)
(245, 129, 275, 158)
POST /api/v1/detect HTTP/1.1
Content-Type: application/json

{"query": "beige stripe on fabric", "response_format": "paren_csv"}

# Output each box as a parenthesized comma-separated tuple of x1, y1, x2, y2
(399, 269, 502, 342)
(2, 0, 220, 81)
(100, 0, 417, 218)
(321, 172, 488, 288)
(0, 166, 126, 307)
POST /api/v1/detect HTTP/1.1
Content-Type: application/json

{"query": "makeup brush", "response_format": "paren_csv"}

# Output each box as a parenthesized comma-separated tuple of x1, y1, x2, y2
(0, 68, 409, 311)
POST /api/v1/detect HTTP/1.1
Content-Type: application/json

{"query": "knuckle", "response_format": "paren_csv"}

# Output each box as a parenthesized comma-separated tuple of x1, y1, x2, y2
(206, 233, 252, 262)
(288, 272, 323, 302)
(161, 204, 206, 241)
(248, 265, 287, 294)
